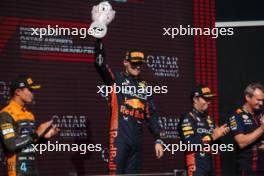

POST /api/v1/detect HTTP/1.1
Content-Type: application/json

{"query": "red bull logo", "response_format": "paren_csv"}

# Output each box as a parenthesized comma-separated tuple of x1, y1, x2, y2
(124, 98, 145, 110)
(109, 130, 118, 173)
(120, 105, 144, 120)
(120, 99, 145, 119)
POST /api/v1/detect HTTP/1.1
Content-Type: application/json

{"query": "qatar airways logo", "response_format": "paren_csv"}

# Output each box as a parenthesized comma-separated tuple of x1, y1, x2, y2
(146, 55, 180, 77)
(52, 115, 87, 138)
(158, 116, 180, 139)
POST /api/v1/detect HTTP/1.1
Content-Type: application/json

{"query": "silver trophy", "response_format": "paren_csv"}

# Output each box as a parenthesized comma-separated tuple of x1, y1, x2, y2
(90, 1, 116, 38)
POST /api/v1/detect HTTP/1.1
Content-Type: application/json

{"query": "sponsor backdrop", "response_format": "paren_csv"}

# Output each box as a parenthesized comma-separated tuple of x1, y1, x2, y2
(0, 0, 217, 175)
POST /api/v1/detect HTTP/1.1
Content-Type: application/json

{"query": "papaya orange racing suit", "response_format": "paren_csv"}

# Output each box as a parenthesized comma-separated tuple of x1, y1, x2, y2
(0, 100, 40, 176)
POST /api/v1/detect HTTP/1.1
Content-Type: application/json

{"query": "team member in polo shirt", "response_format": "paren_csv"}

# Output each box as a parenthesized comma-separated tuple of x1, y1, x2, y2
(229, 83, 264, 176)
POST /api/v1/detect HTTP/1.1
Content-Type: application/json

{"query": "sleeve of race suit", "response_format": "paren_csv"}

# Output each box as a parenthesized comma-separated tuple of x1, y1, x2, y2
(178, 113, 214, 145)
(94, 38, 115, 86)
(229, 112, 245, 136)
(0, 112, 38, 153)
(145, 95, 163, 144)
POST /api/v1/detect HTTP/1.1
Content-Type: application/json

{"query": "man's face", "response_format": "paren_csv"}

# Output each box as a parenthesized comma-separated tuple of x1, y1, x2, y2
(124, 60, 143, 77)
(193, 96, 211, 112)
(246, 88, 264, 110)
(16, 88, 34, 103)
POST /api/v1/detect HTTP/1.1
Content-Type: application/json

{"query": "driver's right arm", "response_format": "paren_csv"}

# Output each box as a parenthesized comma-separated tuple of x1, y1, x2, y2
(94, 39, 115, 86)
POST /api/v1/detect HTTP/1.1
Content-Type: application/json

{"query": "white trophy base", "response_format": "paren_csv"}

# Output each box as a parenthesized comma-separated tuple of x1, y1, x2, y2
(90, 22, 107, 39)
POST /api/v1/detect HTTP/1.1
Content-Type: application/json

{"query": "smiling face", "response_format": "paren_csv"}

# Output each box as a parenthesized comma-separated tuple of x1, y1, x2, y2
(124, 60, 143, 77)
(245, 88, 264, 111)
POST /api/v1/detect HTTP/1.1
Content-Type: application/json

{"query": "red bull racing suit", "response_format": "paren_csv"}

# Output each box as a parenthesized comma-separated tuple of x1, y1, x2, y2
(178, 108, 216, 176)
(229, 108, 264, 176)
(94, 39, 162, 175)
(0, 100, 39, 176)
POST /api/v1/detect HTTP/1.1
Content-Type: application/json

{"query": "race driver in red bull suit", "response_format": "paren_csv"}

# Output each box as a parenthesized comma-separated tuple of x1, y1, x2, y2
(94, 39, 164, 175)
(178, 85, 230, 176)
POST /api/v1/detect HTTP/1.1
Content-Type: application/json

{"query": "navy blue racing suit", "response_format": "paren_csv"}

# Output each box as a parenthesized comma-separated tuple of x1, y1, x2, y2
(94, 39, 162, 175)
(229, 108, 264, 176)
(178, 108, 216, 176)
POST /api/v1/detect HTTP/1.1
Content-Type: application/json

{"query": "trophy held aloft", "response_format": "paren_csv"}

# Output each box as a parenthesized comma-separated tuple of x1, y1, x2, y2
(90, 1, 116, 38)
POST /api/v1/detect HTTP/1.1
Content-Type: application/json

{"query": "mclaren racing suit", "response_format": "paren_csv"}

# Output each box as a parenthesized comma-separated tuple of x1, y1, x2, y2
(0, 100, 39, 176)
(229, 108, 264, 176)
(94, 39, 162, 175)
(178, 108, 215, 176)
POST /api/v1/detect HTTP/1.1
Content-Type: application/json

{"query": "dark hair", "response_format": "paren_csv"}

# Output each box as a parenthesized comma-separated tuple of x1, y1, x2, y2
(191, 96, 199, 105)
